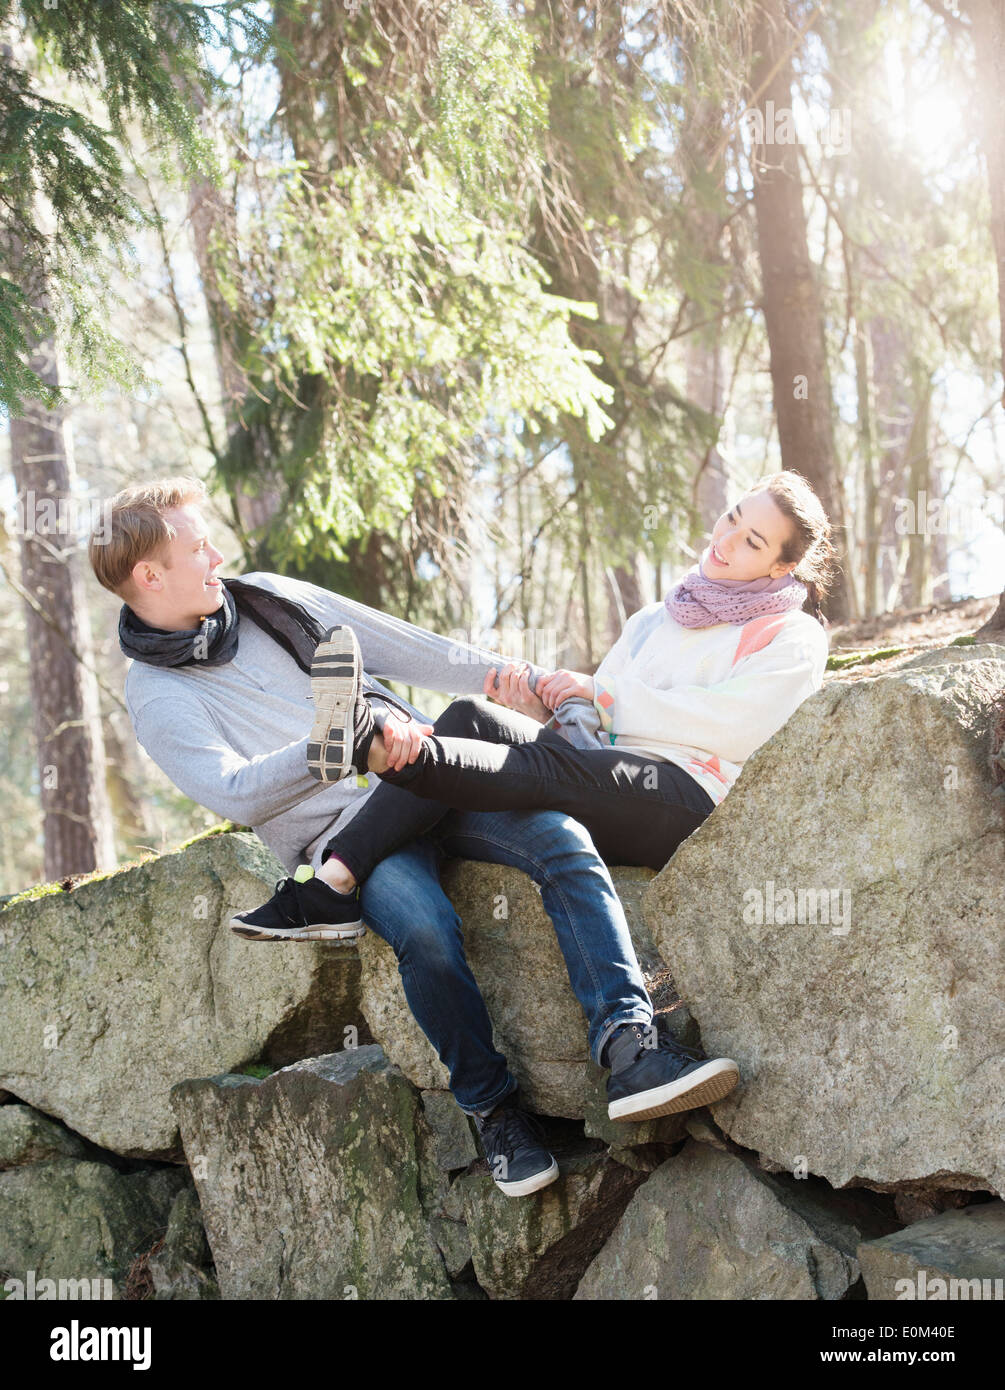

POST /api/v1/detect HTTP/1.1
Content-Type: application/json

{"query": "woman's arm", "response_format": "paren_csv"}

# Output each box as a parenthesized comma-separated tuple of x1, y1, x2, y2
(536, 669, 595, 707)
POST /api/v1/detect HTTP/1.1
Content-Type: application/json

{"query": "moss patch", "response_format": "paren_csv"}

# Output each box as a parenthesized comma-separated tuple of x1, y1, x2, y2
(826, 646, 907, 671)
(171, 821, 250, 853)
(237, 1063, 277, 1080)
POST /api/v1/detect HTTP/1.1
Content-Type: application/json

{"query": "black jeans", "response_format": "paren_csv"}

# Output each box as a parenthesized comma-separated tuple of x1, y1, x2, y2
(323, 695, 715, 878)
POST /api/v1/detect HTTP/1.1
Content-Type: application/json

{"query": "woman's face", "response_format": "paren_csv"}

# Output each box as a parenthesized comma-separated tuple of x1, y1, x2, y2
(702, 491, 797, 582)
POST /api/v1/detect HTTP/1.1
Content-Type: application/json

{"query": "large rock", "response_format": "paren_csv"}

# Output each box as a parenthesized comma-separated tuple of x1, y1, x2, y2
(644, 645, 1005, 1196)
(575, 1140, 899, 1300)
(358, 860, 660, 1118)
(148, 1185, 220, 1300)
(0, 833, 368, 1158)
(0, 1104, 87, 1168)
(857, 1201, 1005, 1300)
(170, 1047, 453, 1300)
(0, 1156, 185, 1299)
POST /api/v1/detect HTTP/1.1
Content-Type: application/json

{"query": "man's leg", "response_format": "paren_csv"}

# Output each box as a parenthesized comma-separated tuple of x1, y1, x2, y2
(426, 806, 653, 1069)
(359, 834, 560, 1196)
(357, 836, 516, 1115)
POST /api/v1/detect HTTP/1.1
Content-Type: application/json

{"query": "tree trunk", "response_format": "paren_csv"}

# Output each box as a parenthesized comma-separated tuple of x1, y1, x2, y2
(904, 369, 934, 608)
(7, 254, 116, 880)
(679, 66, 730, 540)
(748, 0, 850, 621)
(604, 561, 644, 649)
(853, 299, 880, 616)
(961, 0, 1005, 634)
(175, 59, 283, 547)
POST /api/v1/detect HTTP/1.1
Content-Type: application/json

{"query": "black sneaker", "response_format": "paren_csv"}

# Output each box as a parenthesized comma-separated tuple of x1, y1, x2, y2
(307, 624, 418, 783)
(605, 1017, 739, 1122)
(474, 1093, 559, 1197)
(229, 868, 365, 942)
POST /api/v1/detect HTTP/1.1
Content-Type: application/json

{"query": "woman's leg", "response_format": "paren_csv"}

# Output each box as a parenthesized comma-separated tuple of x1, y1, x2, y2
(377, 711, 716, 872)
(321, 696, 558, 882)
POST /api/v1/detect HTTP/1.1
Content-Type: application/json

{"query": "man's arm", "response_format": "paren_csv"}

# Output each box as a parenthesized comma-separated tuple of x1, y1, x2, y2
(131, 693, 324, 827)
(250, 572, 547, 695)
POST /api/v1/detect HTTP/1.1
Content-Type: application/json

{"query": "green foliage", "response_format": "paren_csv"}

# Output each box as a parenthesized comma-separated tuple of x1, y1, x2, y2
(434, 1, 547, 212)
(0, 1, 267, 413)
(215, 3, 615, 572)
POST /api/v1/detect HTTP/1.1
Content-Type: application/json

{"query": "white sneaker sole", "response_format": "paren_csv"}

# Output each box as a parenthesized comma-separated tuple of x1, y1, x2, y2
(493, 1157, 560, 1197)
(608, 1058, 740, 1122)
(307, 625, 362, 783)
(229, 916, 366, 943)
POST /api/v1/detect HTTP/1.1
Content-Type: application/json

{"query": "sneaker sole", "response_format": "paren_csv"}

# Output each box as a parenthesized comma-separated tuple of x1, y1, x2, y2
(307, 625, 362, 783)
(608, 1058, 740, 1122)
(229, 916, 366, 943)
(493, 1157, 560, 1197)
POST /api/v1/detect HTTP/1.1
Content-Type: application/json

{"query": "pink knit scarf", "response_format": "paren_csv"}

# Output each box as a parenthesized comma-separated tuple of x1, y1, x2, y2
(665, 559, 807, 628)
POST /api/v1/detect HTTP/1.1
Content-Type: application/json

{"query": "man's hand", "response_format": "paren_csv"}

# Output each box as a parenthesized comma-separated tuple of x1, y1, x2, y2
(484, 662, 551, 723)
(379, 712, 434, 772)
(536, 669, 595, 709)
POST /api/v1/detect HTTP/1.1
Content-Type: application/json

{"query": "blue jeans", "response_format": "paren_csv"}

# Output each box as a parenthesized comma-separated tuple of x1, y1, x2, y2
(356, 807, 653, 1115)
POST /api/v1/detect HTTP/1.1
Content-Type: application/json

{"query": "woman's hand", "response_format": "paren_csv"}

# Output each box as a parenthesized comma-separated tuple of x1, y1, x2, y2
(379, 713, 434, 772)
(536, 669, 595, 709)
(483, 662, 551, 723)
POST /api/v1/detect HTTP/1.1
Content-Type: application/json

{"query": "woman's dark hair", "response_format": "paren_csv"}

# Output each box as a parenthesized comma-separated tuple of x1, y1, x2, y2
(753, 470, 840, 627)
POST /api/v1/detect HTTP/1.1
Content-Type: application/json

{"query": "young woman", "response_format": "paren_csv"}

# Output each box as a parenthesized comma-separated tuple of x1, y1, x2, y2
(299, 469, 835, 895)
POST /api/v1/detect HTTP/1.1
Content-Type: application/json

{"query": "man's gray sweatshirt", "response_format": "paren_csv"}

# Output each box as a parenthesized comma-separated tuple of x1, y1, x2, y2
(124, 571, 585, 876)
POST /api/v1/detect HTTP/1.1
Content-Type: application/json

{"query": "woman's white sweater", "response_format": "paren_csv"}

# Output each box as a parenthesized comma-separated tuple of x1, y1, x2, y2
(549, 601, 830, 808)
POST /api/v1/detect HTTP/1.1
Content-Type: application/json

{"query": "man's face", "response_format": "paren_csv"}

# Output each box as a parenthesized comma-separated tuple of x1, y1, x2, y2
(132, 504, 226, 629)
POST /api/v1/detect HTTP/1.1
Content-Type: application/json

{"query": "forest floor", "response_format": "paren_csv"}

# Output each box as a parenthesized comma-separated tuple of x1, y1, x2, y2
(823, 591, 1001, 681)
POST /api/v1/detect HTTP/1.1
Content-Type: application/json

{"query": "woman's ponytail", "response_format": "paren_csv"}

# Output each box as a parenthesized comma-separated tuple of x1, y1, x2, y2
(756, 471, 840, 629)
(806, 579, 827, 629)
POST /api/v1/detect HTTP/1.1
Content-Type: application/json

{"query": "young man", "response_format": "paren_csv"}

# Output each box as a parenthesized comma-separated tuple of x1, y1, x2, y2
(90, 477, 736, 1198)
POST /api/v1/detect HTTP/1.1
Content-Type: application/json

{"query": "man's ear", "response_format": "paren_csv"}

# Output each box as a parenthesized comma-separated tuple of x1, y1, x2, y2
(131, 557, 163, 595)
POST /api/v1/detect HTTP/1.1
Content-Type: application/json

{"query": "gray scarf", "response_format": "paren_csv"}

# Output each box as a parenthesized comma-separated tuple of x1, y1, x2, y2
(118, 577, 326, 672)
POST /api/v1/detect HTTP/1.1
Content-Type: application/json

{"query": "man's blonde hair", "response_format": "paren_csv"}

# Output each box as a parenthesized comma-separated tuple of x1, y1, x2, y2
(88, 476, 209, 600)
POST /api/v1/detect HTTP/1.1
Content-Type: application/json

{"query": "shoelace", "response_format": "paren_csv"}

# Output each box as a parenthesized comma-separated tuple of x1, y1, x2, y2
(482, 1103, 547, 1157)
(363, 689, 417, 725)
(305, 684, 416, 724)
(653, 1024, 706, 1064)
(269, 876, 303, 926)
